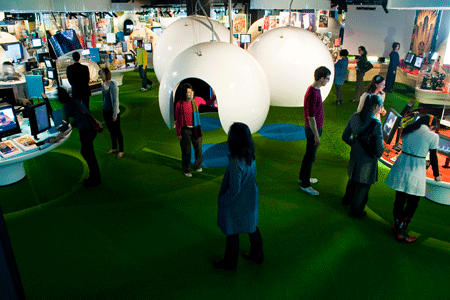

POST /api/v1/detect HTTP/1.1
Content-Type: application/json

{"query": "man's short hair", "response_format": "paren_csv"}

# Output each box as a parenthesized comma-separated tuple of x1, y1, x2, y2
(72, 52, 81, 62)
(314, 66, 331, 81)
(339, 49, 349, 57)
(137, 40, 143, 47)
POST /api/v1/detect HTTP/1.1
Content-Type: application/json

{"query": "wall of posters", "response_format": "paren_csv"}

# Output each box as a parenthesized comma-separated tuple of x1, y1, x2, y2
(409, 10, 442, 57)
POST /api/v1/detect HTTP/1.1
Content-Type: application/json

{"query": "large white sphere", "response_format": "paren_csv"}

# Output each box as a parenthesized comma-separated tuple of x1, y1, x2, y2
(159, 41, 270, 134)
(153, 15, 237, 82)
(248, 27, 334, 107)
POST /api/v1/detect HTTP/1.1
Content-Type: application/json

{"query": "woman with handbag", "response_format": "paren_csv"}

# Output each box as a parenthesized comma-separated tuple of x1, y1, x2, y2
(357, 75, 387, 120)
(352, 46, 370, 103)
(57, 87, 101, 187)
(99, 68, 124, 159)
(214, 122, 263, 270)
(341, 95, 384, 218)
(385, 115, 441, 242)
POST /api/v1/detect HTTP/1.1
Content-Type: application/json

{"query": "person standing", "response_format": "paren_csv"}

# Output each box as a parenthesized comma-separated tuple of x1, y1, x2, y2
(136, 40, 153, 92)
(385, 115, 441, 242)
(67, 52, 91, 111)
(99, 68, 124, 159)
(334, 49, 349, 105)
(299, 66, 331, 196)
(57, 87, 101, 187)
(214, 122, 263, 270)
(385, 42, 400, 93)
(341, 95, 384, 218)
(174, 83, 204, 177)
(352, 46, 369, 103)
(357, 75, 387, 120)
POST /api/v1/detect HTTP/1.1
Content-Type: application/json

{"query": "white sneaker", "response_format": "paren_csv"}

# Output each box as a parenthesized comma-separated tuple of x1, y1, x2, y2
(301, 186, 319, 196)
(140, 87, 147, 91)
(298, 178, 318, 184)
(184, 172, 192, 178)
(196, 168, 202, 173)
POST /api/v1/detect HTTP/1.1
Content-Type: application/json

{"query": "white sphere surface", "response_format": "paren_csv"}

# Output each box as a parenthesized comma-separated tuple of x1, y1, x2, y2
(159, 41, 270, 134)
(248, 27, 334, 107)
(153, 15, 237, 82)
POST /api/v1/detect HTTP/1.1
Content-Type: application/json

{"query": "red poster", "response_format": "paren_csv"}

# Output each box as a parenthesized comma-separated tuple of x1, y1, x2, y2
(91, 34, 96, 48)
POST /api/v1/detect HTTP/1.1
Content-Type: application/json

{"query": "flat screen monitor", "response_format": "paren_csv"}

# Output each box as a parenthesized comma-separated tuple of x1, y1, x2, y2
(6, 43, 23, 62)
(37, 52, 50, 63)
(0, 88, 15, 106)
(438, 134, 450, 158)
(400, 100, 415, 117)
(49, 29, 83, 57)
(240, 34, 251, 44)
(0, 104, 21, 141)
(152, 27, 162, 36)
(405, 53, 415, 65)
(133, 40, 139, 47)
(414, 56, 424, 68)
(382, 108, 402, 145)
(81, 49, 90, 56)
(106, 33, 116, 44)
(25, 61, 38, 71)
(32, 38, 42, 48)
(47, 68, 56, 80)
(43, 58, 54, 68)
(431, 52, 439, 60)
(29, 102, 51, 139)
(125, 54, 133, 63)
(89, 48, 100, 63)
(143, 43, 152, 52)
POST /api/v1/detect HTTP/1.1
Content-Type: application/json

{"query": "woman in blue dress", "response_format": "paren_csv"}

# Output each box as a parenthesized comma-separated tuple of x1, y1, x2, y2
(214, 122, 263, 270)
(385, 42, 400, 93)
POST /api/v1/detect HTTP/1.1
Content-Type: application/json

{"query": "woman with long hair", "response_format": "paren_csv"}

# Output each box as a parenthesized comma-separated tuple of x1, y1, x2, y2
(357, 75, 387, 120)
(214, 122, 263, 270)
(99, 68, 124, 158)
(342, 95, 384, 218)
(353, 46, 369, 102)
(385, 42, 400, 93)
(385, 115, 442, 242)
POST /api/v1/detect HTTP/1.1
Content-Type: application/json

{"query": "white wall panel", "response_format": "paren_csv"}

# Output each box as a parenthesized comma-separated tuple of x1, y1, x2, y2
(0, 0, 53, 12)
(250, 0, 330, 10)
(52, 0, 111, 12)
(388, 0, 450, 10)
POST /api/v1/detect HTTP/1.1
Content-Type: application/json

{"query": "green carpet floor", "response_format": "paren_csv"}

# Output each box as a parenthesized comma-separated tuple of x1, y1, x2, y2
(2, 71, 450, 299)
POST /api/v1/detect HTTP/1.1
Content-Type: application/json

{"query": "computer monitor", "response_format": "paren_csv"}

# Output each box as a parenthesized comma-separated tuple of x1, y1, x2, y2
(438, 134, 450, 158)
(28, 102, 51, 140)
(81, 49, 90, 56)
(37, 52, 50, 63)
(89, 48, 100, 63)
(240, 34, 251, 44)
(133, 40, 139, 47)
(47, 68, 56, 80)
(431, 52, 439, 61)
(143, 43, 152, 52)
(152, 27, 162, 36)
(25, 61, 39, 72)
(414, 56, 424, 69)
(125, 54, 134, 63)
(405, 53, 415, 65)
(43, 58, 54, 68)
(32, 38, 42, 48)
(6, 43, 23, 62)
(400, 100, 415, 117)
(0, 88, 15, 106)
(382, 108, 402, 145)
(0, 104, 21, 141)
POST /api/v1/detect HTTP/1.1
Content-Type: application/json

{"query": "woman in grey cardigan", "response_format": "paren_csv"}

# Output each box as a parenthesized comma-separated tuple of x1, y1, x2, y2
(342, 95, 384, 218)
(214, 122, 263, 270)
(99, 68, 124, 158)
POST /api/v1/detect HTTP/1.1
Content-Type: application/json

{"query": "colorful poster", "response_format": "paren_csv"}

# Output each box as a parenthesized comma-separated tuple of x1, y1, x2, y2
(269, 16, 277, 30)
(264, 15, 269, 31)
(233, 14, 247, 34)
(280, 12, 290, 27)
(319, 10, 329, 28)
(409, 10, 441, 57)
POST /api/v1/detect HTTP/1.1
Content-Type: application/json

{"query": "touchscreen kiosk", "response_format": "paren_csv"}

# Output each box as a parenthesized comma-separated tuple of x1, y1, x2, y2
(438, 134, 450, 168)
(47, 68, 56, 80)
(32, 38, 42, 48)
(414, 56, 424, 69)
(382, 108, 402, 145)
(144, 43, 152, 52)
(400, 100, 415, 117)
(405, 53, 415, 65)
(240, 34, 251, 44)
(0, 104, 21, 141)
(6, 43, 23, 62)
(29, 102, 51, 140)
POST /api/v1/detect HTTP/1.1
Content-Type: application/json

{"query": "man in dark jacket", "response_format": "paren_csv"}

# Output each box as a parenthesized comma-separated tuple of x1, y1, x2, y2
(67, 52, 91, 111)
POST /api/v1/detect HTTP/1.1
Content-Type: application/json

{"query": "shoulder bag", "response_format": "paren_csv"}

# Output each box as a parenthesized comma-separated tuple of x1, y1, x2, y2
(356, 119, 377, 158)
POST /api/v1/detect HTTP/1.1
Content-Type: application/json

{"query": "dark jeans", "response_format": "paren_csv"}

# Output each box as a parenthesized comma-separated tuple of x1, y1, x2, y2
(223, 228, 263, 268)
(103, 111, 124, 152)
(342, 179, 371, 217)
(138, 65, 153, 89)
(180, 127, 202, 173)
(336, 84, 343, 103)
(393, 191, 420, 219)
(299, 127, 322, 188)
(80, 129, 100, 181)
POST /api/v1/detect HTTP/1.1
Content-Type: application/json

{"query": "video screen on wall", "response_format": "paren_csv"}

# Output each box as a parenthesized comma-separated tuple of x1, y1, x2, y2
(49, 29, 83, 57)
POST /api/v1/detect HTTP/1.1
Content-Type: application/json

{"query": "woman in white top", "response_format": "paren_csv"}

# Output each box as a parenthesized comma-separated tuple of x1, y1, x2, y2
(357, 75, 387, 120)
(385, 115, 442, 243)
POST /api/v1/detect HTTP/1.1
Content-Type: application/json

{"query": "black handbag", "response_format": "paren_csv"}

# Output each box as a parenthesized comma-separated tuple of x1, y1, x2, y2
(356, 119, 377, 158)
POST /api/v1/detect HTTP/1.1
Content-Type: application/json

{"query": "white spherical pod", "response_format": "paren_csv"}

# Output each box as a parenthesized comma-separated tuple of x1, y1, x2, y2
(248, 27, 334, 107)
(159, 41, 270, 134)
(154, 15, 237, 82)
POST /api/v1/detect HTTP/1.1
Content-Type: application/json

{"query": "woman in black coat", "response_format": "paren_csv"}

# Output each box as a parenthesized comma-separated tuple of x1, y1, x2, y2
(353, 46, 369, 102)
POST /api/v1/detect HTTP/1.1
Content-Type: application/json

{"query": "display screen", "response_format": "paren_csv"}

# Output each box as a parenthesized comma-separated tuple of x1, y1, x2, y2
(152, 27, 162, 36)
(414, 56, 424, 68)
(240, 34, 251, 44)
(106, 33, 116, 44)
(133, 40, 139, 47)
(431, 52, 439, 60)
(382, 108, 402, 145)
(32, 38, 42, 48)
(47, 68, 56, 80)
(37, 52, 50, 63)
(0, 88, 15, 106)
(6, 43, 23, 62)
(49, 29, 83, 57)
(125, 54, 133, 62)
(29, 102, 51, 138)
(87, 42, 92, 48)
(405, 53, 415, 64)
(44, 58, 53, 68)
(438, 135, 450, 158)
(143, 43, 152, 52)
(89, 48, 100, 63)
(0, 105, 21, 140)
(81, 49, 90, 56)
